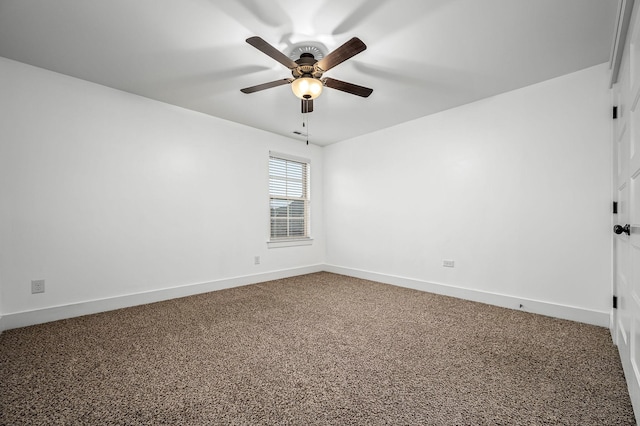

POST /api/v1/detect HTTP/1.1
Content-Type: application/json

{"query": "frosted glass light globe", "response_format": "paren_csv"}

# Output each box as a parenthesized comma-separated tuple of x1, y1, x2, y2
(291, 77, 323, 100)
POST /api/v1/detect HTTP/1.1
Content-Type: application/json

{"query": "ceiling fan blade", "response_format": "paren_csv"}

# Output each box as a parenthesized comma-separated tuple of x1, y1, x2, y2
(323, 77, 373, 98)
(246, 36, 298, 70)
(240, 79, 291, 94)
(301, 99, 313, 113)
(316, 37, 367, 72)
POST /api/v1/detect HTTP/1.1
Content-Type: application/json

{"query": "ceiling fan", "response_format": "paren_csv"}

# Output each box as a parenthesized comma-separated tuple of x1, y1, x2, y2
(240, 36, 373, 113)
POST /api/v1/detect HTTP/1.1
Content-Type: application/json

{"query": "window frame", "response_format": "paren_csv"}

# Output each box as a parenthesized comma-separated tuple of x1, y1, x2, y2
(267, 152, 312, 248)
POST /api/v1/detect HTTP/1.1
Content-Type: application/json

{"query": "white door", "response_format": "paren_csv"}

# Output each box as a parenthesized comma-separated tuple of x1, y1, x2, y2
(613, 0, 640, 415)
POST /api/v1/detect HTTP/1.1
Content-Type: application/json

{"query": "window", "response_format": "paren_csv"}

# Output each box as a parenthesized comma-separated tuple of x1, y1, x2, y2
(269, 153, 310, 241)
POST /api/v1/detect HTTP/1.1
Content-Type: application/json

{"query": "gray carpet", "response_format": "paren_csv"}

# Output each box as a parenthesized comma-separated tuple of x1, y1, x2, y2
(0, 272, 635, 425)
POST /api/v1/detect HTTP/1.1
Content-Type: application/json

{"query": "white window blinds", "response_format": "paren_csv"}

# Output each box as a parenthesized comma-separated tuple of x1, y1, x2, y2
(269, 154, 310, 240)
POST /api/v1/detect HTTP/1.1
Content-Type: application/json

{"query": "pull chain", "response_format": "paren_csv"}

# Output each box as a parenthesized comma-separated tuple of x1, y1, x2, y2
(305, 113, 309, 145)
(302, 114, 309, 145)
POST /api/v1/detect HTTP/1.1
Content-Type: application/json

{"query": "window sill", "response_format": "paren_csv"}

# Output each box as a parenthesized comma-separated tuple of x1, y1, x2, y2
(267, 238, 313, 249)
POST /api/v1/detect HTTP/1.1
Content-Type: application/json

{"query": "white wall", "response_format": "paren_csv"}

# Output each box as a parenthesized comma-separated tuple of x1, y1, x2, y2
(0, 57, 613, 330)
(0, 57, 324, 328)
(324, 64, 612, 323)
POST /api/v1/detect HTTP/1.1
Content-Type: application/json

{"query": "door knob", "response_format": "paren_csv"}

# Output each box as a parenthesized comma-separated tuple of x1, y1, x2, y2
(614, 224, 630, 235)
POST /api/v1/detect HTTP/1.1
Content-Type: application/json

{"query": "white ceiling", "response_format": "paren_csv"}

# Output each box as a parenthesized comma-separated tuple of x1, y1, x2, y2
(0, 0, 619, 146)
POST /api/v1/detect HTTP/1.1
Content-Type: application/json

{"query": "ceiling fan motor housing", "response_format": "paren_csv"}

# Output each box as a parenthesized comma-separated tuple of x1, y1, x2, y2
(292, 53, 324, 79)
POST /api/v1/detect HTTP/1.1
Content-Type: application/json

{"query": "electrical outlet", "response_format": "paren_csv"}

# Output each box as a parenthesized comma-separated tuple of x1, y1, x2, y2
(254, 256, 260, 265)
(443, 260, 455, 268)
(31, 279, 45, 294)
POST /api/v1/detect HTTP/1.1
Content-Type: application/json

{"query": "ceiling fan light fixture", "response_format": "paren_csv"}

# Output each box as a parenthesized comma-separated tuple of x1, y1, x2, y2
(291, 77, 323, 100)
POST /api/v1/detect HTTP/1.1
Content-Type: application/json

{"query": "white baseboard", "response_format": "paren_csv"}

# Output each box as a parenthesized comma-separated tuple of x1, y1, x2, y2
(1, 264, 324, 332)
(324, 264, 610, 327)
(1, 263, 610, 332)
